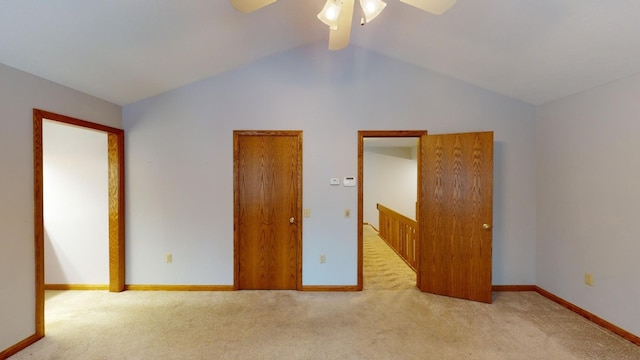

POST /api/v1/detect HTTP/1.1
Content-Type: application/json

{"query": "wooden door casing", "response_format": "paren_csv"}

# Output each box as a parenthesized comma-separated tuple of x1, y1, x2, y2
(33, 109, 125, 339)
(419, 131, 493, 303)
(234, 131, 302, 290)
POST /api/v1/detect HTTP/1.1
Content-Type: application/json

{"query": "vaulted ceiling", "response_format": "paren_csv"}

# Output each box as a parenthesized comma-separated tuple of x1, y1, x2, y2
(2, 1, 640, 106)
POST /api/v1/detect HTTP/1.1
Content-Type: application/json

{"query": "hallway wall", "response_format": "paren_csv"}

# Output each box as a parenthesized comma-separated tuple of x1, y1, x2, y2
(363, 146, 418, 229)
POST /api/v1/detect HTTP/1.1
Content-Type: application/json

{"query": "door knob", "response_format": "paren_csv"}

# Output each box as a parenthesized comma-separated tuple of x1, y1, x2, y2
(289, 217, 295, 224)
(482, 223, 491, 230)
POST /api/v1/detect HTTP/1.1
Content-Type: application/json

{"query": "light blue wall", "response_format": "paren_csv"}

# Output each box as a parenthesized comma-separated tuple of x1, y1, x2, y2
(536, 72, 640, 336)
(123, 44, 537, 287)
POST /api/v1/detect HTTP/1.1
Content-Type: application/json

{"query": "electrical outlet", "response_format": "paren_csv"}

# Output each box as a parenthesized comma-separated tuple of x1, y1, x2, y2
(320, 254, 326, 264)
(584, 273, 593, 286)
(166, 253, 172, 263)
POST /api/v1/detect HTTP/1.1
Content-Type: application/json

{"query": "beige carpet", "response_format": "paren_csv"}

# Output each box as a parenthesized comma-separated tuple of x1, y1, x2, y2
(363, 224, 416, 290)
(9, 227, 640, 359)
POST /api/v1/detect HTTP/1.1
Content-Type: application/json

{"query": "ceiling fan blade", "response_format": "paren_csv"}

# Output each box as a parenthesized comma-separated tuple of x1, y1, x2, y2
(399, 0, 456, 15)
(328, 0, 355, 51)
(230, 0, 277, 13)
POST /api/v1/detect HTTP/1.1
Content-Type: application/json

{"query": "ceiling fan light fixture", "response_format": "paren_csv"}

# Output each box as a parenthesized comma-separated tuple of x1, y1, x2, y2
(360, 0, 386, 23)
(318, 0, 342, 30)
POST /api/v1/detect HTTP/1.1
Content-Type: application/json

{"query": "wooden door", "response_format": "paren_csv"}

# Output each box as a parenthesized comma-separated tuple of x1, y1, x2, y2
(418, 132, 493, 303)
(234, 131, 302, 290)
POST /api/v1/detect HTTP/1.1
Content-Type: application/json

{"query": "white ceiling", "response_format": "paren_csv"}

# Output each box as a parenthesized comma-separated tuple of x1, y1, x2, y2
(2, 1, 640, 106)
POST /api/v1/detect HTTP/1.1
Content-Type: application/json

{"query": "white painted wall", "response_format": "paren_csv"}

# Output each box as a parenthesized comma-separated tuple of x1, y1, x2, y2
(123, 44, 537, 287)
(536, 73, 640, 336)
(0, 63, 121, 352)
(43, 120, 109, 285)
(364, 147, 417, 229)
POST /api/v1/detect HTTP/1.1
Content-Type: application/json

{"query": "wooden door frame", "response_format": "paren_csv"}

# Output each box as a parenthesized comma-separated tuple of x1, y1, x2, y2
(357, 130, 427, 290)
(33, 109, 125, 337)
(233, 130, 303, 290)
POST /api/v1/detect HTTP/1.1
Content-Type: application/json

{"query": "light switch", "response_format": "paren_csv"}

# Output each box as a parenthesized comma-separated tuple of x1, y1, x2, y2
(304, 208, 311, 218)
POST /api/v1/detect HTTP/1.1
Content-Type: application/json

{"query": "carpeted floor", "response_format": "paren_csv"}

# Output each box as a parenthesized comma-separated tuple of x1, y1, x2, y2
(363, 224, 416, 290)
(9, 226, 640, 359)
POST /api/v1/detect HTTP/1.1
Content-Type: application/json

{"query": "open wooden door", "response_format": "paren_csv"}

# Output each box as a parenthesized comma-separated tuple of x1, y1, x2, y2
(418, 131, 493, 303)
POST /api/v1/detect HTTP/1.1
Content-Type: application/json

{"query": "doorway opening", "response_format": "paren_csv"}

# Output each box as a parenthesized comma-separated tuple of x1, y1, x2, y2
(358, 130, 494, 302)
(43, 120, 110, 289)
(33, 109, 125, 337)
(357, 130, 427, 290)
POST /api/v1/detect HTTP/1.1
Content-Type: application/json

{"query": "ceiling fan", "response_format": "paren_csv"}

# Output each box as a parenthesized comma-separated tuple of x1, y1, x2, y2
(230, 0, 456, 50)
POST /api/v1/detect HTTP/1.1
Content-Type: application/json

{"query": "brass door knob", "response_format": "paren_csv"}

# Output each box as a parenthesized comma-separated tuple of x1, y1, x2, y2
(289, 217, 295, 224)
(482, 223, 491, 230)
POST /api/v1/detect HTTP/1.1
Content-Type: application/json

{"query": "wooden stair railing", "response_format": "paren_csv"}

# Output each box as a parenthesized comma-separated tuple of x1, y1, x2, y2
(377, 203, 418, 271)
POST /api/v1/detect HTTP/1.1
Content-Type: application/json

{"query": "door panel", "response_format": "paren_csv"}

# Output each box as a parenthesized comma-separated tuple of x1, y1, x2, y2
(419, 132, 493, 303)
(234, 131, 302, 290)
